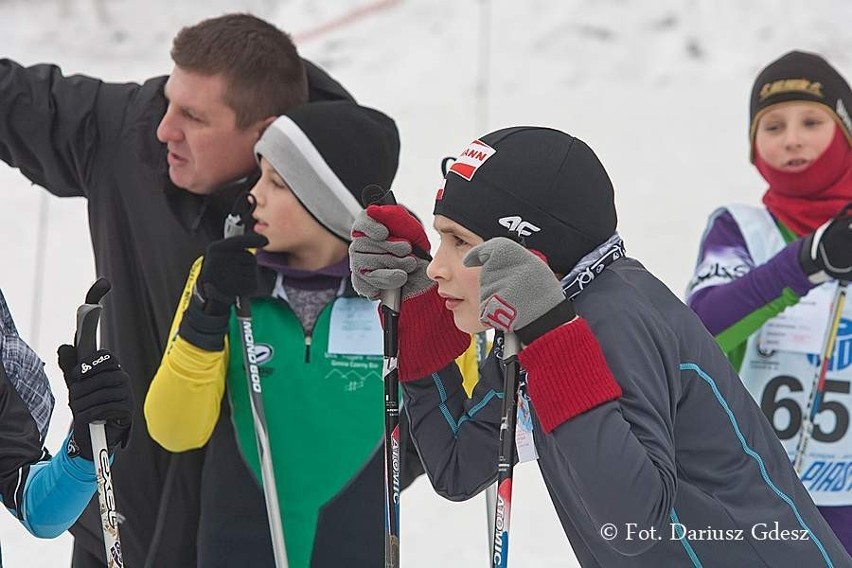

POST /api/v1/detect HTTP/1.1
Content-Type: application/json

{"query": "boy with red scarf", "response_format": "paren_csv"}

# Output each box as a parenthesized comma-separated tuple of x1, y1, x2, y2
(687, 50, 852, 550)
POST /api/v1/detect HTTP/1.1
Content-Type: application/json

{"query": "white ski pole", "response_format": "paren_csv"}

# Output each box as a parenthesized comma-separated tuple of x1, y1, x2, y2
(75, 278, 123, 568)
(225, 209, 289, 567)
(794, 280, 848, 474)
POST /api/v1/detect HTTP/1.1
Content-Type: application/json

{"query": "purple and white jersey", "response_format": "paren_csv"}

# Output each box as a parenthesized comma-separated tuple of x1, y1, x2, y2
(688, 204, 852, 507)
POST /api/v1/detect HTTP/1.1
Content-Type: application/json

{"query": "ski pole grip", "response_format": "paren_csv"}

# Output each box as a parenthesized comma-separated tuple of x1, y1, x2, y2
(360, 185, 432, 262)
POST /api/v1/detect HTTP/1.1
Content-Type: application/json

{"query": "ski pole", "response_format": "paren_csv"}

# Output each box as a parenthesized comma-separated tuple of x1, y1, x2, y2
(224, 206, 289, 568)
(485, 482, 498, 564)
(74, 278, 123, 568)
(380, 270, 402, 568)
(476, 331, 498, 564)
(360, 185, 433, 567)
(492, 331, 521, 568)
(360, 184, 405, 567)
(794, 280, 848, 474)
(361, 185, 434, 567)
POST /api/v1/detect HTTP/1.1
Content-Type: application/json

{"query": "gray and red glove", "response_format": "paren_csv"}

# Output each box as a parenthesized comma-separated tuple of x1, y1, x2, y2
(350, 205, 470, 380)
(464, 237, 621, 432)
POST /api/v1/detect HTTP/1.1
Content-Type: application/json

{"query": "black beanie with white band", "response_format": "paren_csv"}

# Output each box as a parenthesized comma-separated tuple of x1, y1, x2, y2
(255, 101, 400, 241)
(434, 127, 617, 275)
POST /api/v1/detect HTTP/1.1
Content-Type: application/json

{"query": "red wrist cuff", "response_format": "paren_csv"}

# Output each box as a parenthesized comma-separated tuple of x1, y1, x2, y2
(519, 318, 621, 433)
(397, 286, 471, 381)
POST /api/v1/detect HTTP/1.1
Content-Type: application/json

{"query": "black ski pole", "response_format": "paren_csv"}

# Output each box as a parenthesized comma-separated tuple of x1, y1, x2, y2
(224, 207, 289, 567)
(361, 186, 435, 567)
(492, 331, 520, 568)
(360, 185, 432, 567)
(74, 278, 123, 568)
(479, 331, 497, 564)
(361, 185, 404, 567)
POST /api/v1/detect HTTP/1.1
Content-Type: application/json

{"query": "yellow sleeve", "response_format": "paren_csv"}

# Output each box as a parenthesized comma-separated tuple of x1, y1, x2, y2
(144, 257, 229, 452)
(455, 334, 489, 397)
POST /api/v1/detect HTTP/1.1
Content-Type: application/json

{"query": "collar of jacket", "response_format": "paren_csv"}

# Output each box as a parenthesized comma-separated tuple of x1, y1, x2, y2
(560, 233, 626, 301)
(253, 264, 360, 300)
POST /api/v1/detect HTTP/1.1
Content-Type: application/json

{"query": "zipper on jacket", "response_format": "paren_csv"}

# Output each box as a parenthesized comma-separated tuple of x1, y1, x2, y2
(304, 335, 312, 363)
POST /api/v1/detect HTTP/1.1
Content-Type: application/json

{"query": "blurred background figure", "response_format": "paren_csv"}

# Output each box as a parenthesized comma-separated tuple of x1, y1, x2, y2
(687, 50, 852, 550)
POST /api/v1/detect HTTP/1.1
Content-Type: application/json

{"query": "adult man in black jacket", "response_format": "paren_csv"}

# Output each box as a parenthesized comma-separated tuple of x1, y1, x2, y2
(0, 13, 353, 567)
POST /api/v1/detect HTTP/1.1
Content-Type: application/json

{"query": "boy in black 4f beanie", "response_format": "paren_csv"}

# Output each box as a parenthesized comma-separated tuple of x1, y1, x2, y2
(350, 126, 851, 566)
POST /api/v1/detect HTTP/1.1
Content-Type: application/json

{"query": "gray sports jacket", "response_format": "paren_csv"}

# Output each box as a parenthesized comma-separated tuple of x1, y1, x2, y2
(404, 257, 851, 567)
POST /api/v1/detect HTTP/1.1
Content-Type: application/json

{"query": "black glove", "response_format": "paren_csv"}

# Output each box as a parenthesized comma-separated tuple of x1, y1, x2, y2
(799, 203, 852, 283)
(196, 233, 268, 315)
(57, 345, 133, 461)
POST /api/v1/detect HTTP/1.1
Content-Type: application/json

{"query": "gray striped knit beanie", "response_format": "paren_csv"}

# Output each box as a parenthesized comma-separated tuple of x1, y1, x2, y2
(255, 101, 400, 241)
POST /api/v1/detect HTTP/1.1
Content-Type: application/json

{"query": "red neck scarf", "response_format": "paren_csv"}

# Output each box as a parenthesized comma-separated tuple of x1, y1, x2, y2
(759, 127, 852, 236)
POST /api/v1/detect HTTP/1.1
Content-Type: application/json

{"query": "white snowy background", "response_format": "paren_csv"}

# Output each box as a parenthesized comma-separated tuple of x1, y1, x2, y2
(0, 0, 850, 566)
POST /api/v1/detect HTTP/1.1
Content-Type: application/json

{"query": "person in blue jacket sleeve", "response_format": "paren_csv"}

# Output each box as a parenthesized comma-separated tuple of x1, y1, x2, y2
(0, 288, 132, 551)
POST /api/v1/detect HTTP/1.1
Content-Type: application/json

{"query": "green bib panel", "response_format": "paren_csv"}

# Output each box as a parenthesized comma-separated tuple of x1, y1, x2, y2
(226, 296, 384, 567)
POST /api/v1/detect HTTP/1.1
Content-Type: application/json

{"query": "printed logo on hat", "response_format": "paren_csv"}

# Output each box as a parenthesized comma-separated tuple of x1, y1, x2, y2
(498, 215, 541, 238)
(759, 79, 824, 101)
(435, 178, 446, 201)
(449, 140, 496, 181)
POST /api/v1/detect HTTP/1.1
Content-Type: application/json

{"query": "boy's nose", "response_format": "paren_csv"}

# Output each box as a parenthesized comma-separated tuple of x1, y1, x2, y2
(426, 254, 445, 281)
(783, 127, 804, 149)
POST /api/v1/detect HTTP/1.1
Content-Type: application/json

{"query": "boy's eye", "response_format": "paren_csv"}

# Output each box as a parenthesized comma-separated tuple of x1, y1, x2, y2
(453, 235, 470, 248)
(266, 173, 289, 189)
(762, 122, 782, 132)
(804, 118, 825, 127)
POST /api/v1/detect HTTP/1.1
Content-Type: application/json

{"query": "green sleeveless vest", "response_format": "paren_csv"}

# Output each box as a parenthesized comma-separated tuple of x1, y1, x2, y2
(226, 295, 384, 566)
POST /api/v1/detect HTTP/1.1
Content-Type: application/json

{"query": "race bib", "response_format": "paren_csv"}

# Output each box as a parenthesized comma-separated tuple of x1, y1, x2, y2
(328, 298, 383, 355)
(745, 305, 852, 505)
(759, 283, 836, 355)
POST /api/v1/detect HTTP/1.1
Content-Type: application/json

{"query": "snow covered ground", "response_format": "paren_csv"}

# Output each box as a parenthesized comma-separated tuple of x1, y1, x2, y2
(0, 0, 850, 565)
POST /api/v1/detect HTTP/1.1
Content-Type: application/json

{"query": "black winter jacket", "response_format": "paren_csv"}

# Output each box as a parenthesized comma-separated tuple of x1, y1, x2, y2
(0, 57, 352, 567)
(404, 257, 852, 567)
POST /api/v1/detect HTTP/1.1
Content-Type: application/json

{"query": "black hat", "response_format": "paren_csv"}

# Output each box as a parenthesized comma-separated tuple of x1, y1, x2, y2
(750, 50, 852, 158)
(434, 127, 617, 274)
(255, 101, 400, 241)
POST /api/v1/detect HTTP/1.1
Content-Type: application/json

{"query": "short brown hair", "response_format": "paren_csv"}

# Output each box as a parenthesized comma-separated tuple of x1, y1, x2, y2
(171, 13, 309, 129)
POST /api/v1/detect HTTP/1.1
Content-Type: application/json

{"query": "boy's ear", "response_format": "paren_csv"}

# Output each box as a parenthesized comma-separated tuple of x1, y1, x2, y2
(254, 116, 277, 139)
